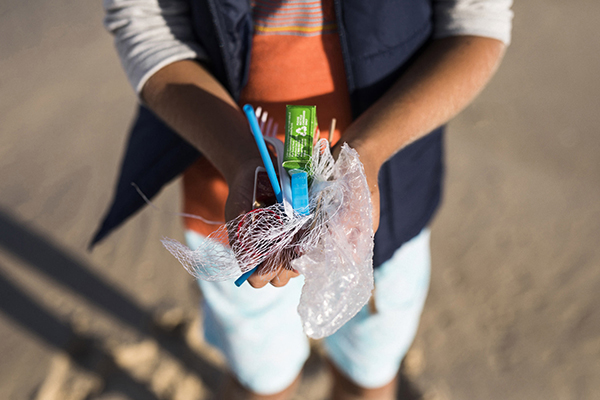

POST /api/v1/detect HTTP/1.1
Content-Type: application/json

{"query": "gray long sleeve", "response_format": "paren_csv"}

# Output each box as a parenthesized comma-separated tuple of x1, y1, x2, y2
(104, 0, 513, 95)
(103, 0, 208, 94)
(433, 0, 513, 45)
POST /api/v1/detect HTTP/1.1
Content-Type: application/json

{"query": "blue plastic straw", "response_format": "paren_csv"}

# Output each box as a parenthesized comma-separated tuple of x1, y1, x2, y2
(243, 104, 283, 203)
(234, 267, 258, 287)
(235, 105, 282, 287)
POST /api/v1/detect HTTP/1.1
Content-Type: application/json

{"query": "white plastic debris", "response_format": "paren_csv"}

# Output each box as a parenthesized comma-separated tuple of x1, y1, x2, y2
(162, 139, 374, 339)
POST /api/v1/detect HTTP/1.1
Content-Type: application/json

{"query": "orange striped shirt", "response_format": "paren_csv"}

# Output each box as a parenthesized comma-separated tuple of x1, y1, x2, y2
(182, 0, 353, 236)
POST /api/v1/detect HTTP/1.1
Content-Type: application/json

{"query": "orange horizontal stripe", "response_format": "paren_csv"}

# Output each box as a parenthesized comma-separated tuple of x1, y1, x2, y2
(255, 16, 326, 25)
(254, 14, 324, 23)
(254, 23, 337, 33)
(254, 0, 322, 7)
(255, 12, 324, 21)
(256, 21, 325, 29)
(254, 1, 322, 6)
(255, 19, 327, 27)
(255, 13, 324, 21)
(255, 4, 322, 13)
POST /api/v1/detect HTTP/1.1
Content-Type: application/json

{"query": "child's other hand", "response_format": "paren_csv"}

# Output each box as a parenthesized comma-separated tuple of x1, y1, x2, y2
(359, 156, 381, 234)
(224, 160, 300, 288)
(224, 158, 260, 224)
(331, 143, 381, 234)
(248, 263, 300, 288)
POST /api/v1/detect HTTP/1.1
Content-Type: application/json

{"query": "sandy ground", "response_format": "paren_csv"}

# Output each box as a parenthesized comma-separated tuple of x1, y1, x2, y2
(1, 1, 599, 399)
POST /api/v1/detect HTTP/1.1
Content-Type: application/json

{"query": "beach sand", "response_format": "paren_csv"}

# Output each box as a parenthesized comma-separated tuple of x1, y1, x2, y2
(0, 1, 598, 399)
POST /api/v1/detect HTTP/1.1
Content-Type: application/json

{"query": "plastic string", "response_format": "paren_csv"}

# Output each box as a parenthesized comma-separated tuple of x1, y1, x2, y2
(131, 182, 225, 225)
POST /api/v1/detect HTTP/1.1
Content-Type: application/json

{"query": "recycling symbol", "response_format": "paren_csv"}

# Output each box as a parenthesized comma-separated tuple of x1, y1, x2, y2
(296, 126, 307, 136)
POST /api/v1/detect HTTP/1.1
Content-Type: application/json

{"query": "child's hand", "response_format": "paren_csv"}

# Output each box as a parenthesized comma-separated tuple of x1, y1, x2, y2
(224, 159, 259, 224)
(248, 262, 300, 288)
(331, 143, 381, 234)
(359, 156, 381, 234)
(224, 160, 300, 288)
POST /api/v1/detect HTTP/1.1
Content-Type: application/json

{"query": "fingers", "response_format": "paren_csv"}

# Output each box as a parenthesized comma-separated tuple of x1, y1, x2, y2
(247, 267, 277, 288)
(270, 268, 300, 287)
(247, 264, 300, 288)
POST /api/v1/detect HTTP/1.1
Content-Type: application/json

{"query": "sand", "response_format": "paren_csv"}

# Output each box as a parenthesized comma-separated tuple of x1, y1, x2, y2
(0, 1, 598, 399)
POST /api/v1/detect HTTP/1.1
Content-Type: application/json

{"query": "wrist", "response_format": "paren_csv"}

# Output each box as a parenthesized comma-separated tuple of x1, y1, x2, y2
(332, 138, 381, 191)
(194, 109, 262, 183)
(222, 155, 263, 186)
(344, 137, 384, 176)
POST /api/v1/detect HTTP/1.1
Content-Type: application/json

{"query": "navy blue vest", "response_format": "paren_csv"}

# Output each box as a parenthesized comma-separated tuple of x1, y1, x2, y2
(91, 0, 444, 268)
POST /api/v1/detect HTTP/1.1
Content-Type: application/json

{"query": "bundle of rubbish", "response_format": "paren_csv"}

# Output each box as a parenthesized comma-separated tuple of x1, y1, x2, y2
(162, 105, 374, 339)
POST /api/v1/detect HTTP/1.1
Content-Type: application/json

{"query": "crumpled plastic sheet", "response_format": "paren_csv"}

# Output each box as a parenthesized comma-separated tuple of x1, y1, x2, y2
(162, 139, 374, 339)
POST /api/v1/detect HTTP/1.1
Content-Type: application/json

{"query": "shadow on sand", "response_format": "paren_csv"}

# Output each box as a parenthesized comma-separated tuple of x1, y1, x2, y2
(0, 208, 223, 398)
(0, 208, 423, 399)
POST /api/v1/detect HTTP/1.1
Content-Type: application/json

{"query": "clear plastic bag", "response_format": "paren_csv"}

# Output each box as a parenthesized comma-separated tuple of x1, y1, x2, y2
(162, 139, 374, 338)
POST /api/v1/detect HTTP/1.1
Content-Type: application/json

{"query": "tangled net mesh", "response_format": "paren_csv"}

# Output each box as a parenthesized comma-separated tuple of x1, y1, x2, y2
(162, 139, 374, 339)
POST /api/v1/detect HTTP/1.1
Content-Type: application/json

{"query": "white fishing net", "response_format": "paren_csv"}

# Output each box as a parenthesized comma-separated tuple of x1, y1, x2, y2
(161, 139, 374, 339)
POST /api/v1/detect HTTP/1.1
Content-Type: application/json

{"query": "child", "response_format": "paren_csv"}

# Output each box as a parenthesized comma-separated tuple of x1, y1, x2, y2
(98, 1, 513, 398)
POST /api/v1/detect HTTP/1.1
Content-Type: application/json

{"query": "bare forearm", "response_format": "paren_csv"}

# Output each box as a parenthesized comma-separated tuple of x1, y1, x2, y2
(343, 36, 506, 169)
(141, 60, 261, 183)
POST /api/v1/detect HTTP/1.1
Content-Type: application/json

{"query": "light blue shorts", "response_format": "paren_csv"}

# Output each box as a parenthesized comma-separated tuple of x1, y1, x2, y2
(186, 228, 430, 394)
